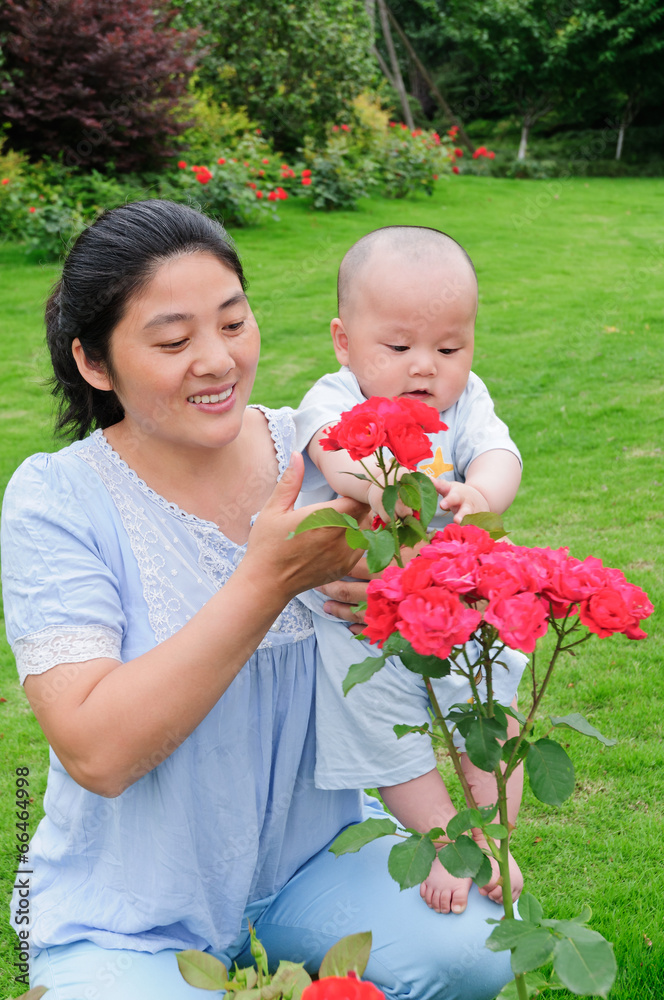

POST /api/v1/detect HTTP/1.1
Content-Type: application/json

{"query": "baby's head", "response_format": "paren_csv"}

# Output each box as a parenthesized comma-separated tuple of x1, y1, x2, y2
(331, 226, 477, 413)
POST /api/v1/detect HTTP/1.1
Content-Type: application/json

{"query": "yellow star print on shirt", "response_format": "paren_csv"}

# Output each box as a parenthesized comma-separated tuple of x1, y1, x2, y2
(419, 446, 454, 479)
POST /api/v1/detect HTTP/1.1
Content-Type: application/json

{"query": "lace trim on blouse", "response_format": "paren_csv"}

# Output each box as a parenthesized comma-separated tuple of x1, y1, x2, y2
(14, 624, 122, 685)
(77, 410, 312, 647)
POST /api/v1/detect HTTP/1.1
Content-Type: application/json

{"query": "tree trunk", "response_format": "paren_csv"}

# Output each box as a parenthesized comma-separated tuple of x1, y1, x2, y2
(385, 4, 475, 154)
(615, 122, 625, 160)
(517, 123, 529, 161)
(377, 0, 414, 129)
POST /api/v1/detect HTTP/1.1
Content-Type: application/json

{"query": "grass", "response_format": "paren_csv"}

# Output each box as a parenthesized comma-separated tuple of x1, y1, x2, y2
(1, 176, 663, 999)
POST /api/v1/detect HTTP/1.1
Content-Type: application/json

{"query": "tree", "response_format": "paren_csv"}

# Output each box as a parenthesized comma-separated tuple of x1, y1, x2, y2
(171, 0, 376, 151)
(562, 0, 664, 159)
(445, 0, 581, 160)
(0, 0, 199, 172)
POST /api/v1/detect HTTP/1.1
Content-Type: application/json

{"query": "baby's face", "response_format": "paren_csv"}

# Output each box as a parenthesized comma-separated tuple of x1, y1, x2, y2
(332, 255, 476, 413)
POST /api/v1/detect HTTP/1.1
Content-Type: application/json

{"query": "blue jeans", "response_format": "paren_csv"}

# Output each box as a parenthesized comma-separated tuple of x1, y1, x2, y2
(30, 835, 513, 1000)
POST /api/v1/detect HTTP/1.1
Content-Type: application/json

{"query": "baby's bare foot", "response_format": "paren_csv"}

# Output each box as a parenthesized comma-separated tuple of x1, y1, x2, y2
(420, 857, 473, 914)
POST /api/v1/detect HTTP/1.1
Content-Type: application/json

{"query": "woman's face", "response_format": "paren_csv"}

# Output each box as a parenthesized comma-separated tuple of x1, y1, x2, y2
(97, 252, 260, 456)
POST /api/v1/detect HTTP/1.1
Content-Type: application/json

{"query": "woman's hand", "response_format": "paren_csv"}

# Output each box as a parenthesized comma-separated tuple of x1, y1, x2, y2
(247, 452, 369, 601)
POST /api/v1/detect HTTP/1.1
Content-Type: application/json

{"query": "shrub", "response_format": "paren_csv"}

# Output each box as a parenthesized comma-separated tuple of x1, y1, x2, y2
(0, 0, 199, 172)
(169, 158, 287, 228)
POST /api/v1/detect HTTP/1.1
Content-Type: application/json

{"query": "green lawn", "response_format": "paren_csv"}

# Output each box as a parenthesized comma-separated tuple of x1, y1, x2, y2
(1, 177, 662, 999)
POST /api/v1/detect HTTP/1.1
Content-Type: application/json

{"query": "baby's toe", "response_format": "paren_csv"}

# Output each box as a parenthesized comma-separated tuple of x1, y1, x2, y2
(450, 881, 471, 914)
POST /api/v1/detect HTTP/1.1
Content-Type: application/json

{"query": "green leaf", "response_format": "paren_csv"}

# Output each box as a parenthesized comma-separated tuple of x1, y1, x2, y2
(344, 526, 369, 548)
(399, 645, 451, 678)
(382, 484, 398, 521)
(545, 920, 606, 944)
(495, 971, 550, 1000)
(473, 852, 493, 888)
(465, 716, 506, 772)
(290, 509, 359, 535)
(446, 808, 483, 840)
(460, 511, 508, 539)
(269, 962, 312, 1000)
(387, 834, 436, 889)
(511, 929, 557, 974)
(525, 739, 575, 806)
(504, 705, 528, 726)
(397, 478, 421, 509)
(393, 722, 430, 739)
(366, 529, 396, 572)
(329, 817, 397, 856)
(402, 472, 439, 527)
(550, 713, 617, 746)
(518, 892, 544, 924)
(382, 632, 409, 656)
(177, 950, 229, 989)
(553, 934, 617, 997)
(398, 514, 428, 545)
(319, 931, 372, 979)
(437, 835, 485, 878)
(342, 652, 387, 695)
(486, 919, 540, 952)
(502, 735, 531, 766)
(483, 823, 509, 839)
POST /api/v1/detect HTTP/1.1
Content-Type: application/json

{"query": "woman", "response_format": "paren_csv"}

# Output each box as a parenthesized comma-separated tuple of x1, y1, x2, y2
(2, 201, 513, 999)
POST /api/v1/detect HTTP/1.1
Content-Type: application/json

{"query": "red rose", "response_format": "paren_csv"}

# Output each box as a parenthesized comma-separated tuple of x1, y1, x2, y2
(302, 976, 386, 1000)
(430, 551, 479, 595)
(332, 125, 340, 132)
(377, 396, 446, 435)
(217, 157, 226, 165)
(267, 191, 278, 201)
(248, 182, 257, 189)
(484, 592, 549, 652)
(541, 555, 608, 616)
(302, 177, 312, 186)
(258, 169, 265, 177)
(579, 584, 652, 639)
(302, 169, 312, 177)
(399, 557, 437, 596)
(256, 190, 264, 199)
(276, 187, 288, 199)
(398, 588, 482, 659)
(364, 582, 401, 646)
(177, 160, 187, 169)
(452, 166, 460, 174)
(320, 402, 387, 461)
(454, 148, 463, 157)
(341, 124, 350, 132)
(28, 206, 36, 213)
(262, 157, 270, 164)
(382, 418, 431, 470)
(488, 151, 495, 159)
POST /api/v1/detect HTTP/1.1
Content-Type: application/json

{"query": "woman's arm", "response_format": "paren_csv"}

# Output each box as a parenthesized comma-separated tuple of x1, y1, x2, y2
(23, 454, 367, 798)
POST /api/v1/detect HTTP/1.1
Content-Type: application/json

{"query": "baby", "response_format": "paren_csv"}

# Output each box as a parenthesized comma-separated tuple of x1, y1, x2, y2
(294, 226, 525, 915)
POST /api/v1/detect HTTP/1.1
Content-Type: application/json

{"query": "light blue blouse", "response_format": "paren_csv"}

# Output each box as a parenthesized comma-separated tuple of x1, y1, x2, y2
(1, 408, 363, 954)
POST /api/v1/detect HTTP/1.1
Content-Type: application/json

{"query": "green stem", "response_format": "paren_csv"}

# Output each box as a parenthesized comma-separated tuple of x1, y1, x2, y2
(494, 775, 529, 1000)
(425, 677, 479, 810)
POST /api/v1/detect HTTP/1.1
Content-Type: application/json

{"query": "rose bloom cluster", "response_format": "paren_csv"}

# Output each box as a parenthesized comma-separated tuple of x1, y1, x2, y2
(302, 976, 385, 1000)
(321, 396, 447, 470)
(364, 523, 654, 658)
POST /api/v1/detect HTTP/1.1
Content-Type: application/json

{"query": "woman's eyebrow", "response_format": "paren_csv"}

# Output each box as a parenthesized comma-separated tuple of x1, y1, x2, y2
(143, 292, 248, 330)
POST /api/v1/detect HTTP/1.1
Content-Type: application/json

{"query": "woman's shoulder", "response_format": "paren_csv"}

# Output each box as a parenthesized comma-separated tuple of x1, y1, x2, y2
(249, 405, 297, 474)
(3, 435, 106, 518)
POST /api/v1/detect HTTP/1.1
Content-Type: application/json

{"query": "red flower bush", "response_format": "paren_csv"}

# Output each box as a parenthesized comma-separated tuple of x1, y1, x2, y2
(321, 396, 446, 469)
(363, 523, 653, 658)
(302, 977, 385, 1000)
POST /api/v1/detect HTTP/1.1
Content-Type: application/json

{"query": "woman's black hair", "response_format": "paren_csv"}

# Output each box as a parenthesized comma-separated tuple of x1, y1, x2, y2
(46, 200, 246, 440)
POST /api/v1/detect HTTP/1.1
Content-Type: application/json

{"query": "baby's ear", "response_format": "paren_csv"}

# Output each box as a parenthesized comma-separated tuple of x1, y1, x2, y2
(330, 318, 350, 366)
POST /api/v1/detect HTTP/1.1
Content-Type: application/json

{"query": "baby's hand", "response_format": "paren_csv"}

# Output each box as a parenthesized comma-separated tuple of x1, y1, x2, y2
(436, 481, 489, 524)
(420, 856, 473, 914)
(477, 848, 523, 905)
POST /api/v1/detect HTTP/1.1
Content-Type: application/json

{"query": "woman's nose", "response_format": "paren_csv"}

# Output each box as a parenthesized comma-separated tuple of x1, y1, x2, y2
(190, 332, 235, 378)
